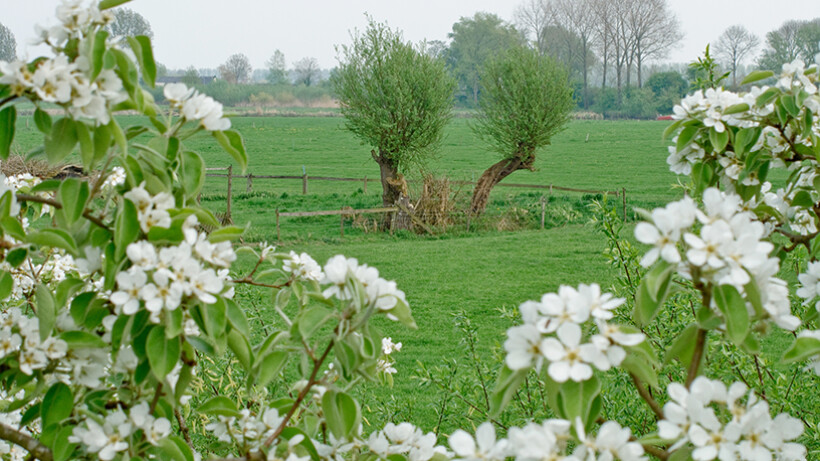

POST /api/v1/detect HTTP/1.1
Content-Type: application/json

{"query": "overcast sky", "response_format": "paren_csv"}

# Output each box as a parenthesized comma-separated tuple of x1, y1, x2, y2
(4, 0, 820, 72)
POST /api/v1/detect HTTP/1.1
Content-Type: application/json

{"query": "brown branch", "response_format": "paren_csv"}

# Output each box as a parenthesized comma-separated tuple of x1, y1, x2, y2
(149, 382, 163, 414)
(15, 194, 109, 231)
(630, 373, 664, 420)
(0, 423, 53, 461)
(231, 278, 288, 290)
(174, 408, 194, 450)
(642, 443, 669, 460)
(686, 328, 708, 388)
(261, 339, 335, 448)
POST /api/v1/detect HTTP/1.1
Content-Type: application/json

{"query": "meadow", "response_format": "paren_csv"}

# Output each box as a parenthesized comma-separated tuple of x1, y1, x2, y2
(12, 115, 810, 441)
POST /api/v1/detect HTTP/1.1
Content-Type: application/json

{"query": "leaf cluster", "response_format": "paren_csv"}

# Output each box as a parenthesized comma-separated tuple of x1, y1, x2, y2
(472, 46, 574, 160)
(332, 19, 455, 170)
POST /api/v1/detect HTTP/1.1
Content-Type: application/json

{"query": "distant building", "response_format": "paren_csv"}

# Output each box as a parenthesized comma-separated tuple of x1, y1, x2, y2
(155, 76, 216, 86)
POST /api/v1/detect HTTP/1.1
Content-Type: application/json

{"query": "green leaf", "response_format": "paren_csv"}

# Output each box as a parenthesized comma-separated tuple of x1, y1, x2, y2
(227, 329, 253, 371)
(676, 125, 698, 152)
(76, 122, 93, 168)
(0, 271, 12, 300)
(146, 325, 180, 380)
(45, 118, 78, 164)
(35, 284, 57, 342)
(41, 383, 73, 429)
(180, 150, 204, 199)
(295, 305, 334, 340)
(5, 247, 28, 267)
(713, 284, 749, 345)
(52, 425, 78, 461)
(58, 178, 89, 226)
(664, 324, 699, 367)
(197, 396, 239, 417)
(126, 36, 155, 89)
(93, 124, 112, 165)
(225, 299, 250, 338)
(254, 350, 289, 387)
(621, 353, 659, 389)
(27, 229, 78, 255)
(155, 436, 194, 461)
(722, 103, 750, 115)
(207, 226, 245, 243)
(556, 376, 601, 430)
(59, 330, 107, 349)
(662, 119, 682, 141)
(1, 216, 25, 241)
(34, 108, 52, 134)
(755, 87, 780, 107)
(115, 199, 140, 260)
(489, 365, 526, 417)
(709, 128, 729, 152)
(90, 30, 109, 81)
(322, 390, 361, 441)
(783, 336, 820, 363)
(742, 70, 774, 85)
(99, 0, 132, 9)
(212, 130, 248, 173)
(634, 261, 675, 326)
(0, 106, 15, 160)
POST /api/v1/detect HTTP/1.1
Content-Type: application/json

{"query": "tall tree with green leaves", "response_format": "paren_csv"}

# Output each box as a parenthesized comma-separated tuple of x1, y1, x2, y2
(470, 46, 574, 215)
(266, 50, 287, 84)
(446, 13, 524, 106)
(333, 19, 455, 225)
(0, 22, 16, 61)
(759, 19, 820, 71)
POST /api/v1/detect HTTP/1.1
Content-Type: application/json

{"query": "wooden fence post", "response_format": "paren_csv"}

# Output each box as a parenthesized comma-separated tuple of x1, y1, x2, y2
(302, 165, 308, 195)
(247, 174, 253, 193)
(363, 176, 367, 194)
(622, 187, 627, 222)
(226, 165, 232, 223)
(276, 209, 280, 242)
(540, 196, 546, 229)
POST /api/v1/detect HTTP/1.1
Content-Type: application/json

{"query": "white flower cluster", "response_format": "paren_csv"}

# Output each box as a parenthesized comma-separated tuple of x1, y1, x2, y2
(635, 188, 800, 331)
(668, 60, 819, 178)
(164, 83, 231, 131)
(449, 419, 645, 461)
(367, 422, 446, 461)
(0, 390, 36, 461)
(101, 166, 126, 191)
(204, 407, 284, 446)
(503, 283, 644, 383)
(69, 402, 172, 460)
(123, 183, 175, 233)
(283, 250, 324, 282)
(377, 336, 402, 375)
(0, 56, 126, 125)
(659, 377, 805, 460)
(321, 255, 408, 316)
(0, 307, 67, 375)
(33, 0, 112, 47)
(110, 231, 234, 324)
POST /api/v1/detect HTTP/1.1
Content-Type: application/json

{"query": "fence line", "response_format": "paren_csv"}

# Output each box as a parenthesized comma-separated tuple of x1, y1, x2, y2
(204, 166, 628, 228)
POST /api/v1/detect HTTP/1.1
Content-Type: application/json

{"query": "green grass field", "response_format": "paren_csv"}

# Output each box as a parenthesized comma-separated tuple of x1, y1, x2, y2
(13, 115, 814, 446)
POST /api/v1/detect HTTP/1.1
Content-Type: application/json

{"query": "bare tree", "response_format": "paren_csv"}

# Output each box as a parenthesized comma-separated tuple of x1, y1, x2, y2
(625, 0, 683, 88)
(293, 57, 320, 86)
(0, 22, 15, 62)
(591, 0, 615, 88)
(552, 0, 597, 107)
(218, 53, 252, 84)
(108, 8, 153, 38)
(713, 25, 759, 87)
(514, 0, 551, 52)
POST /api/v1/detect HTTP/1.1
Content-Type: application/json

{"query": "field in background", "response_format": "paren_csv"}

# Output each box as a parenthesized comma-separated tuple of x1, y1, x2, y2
(9, 116, 688, 433)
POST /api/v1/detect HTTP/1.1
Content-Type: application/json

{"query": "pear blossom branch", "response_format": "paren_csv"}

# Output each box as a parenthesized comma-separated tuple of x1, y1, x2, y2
(15, 194, 109, 231)
(261, 338, 335, 449)
(629, 372, 664, 420)
(0, 423, 53, 461)
(686, 328, 708, 388)
(231, 278, 289, 290)
(174, 408, 194, 450)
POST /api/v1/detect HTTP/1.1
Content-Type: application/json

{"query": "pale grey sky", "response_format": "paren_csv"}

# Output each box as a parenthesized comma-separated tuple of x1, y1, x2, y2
(3, 0, 820, 71)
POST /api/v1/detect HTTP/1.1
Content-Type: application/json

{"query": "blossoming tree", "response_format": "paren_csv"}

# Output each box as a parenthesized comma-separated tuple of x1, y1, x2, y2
(0, 1, 819, 461)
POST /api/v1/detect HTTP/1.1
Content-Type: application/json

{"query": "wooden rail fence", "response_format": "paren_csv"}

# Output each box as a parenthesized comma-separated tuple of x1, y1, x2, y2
(203, 166, 628, 229)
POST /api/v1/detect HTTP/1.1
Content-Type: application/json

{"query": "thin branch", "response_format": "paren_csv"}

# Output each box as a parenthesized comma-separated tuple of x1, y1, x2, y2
(0, 423, 53, 461)
(231, 278, 288, 290)
(174, 408, 194, 450)
(149, 382, 163, 414)
(15, 194, 109, 231)
(0, 96, 17, 108)
(262, 339, 335, 448)
(686, 328, 708, 388)
(630, 373, 664, 420)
